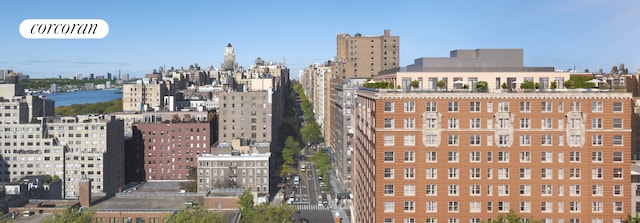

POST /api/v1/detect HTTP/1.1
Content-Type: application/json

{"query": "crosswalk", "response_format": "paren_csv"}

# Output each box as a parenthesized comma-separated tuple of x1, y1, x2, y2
(295, 204, 330, 211)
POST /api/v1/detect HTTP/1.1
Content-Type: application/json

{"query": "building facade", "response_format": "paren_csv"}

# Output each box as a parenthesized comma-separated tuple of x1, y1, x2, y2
(196, 153, 271, 203)
(335, 29, 400, 79)
(133, 122, 213, 181)
(353, 89, 632, 223)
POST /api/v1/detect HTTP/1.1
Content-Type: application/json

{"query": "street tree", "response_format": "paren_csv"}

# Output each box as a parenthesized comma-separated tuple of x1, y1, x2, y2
(43, 205, 95, 223)
(165, 204, 224, 223)
(301, 123, 321, 144)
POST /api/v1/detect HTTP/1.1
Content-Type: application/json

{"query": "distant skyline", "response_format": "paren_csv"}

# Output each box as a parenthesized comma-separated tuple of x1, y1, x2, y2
(1, 0, 638, 78)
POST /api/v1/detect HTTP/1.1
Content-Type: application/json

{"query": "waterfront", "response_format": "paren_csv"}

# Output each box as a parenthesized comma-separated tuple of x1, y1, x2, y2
(41, 89, 122, 107)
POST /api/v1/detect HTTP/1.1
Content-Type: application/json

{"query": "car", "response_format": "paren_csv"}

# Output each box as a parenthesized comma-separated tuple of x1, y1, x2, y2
(318, 176, 323, 181)
(319, 182, 324, 187)
(318, 201, 323, 206)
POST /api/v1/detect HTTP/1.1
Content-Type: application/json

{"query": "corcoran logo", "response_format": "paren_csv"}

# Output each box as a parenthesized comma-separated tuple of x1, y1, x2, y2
(19, 19, 109, 39)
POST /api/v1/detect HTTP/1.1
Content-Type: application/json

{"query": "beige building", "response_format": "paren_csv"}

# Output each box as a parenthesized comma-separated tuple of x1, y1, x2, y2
(335, 29, 399, 79)
(197, 152, 271, 203)
(122, 78, 168, 112)
(353, 89, 632, 223)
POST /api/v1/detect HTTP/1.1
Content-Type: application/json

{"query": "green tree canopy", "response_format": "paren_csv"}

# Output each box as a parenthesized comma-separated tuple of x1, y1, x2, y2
(43, 205, 95, 223)
(301, 123, 321, 144)
(165, 203, 224, 223)
(55, 98, 122, 116)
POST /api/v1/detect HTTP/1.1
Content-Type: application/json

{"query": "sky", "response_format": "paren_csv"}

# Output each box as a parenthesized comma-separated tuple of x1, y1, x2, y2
(0, 0, 638, 79)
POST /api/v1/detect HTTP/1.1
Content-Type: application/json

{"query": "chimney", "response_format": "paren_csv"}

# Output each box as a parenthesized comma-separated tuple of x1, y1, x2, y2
(384, 29, 390, 36)
(79, 179, 92, 207)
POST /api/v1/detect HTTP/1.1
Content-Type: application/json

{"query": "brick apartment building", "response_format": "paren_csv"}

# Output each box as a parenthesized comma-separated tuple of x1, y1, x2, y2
(133, 122, 213, 181)
(353, 89, 632, 223)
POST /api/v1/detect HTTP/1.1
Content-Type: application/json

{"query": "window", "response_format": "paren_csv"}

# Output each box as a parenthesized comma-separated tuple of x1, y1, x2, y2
(470, 118, 481, 129)
(384, 118, 394, 129)
(404, 101, 415, 112)
(487, 185, 493, 196)
(384, 102, 394, 112)
(613, 135, 623, 146)
(448, 184, 459, 195)
(404, 118, 415, 129)
(541, 152, 552, 162)
(384, 201, 394, 212)
(487, 168, 493, 179)
(498, 201, 509, 212)
(384, 135, 394, 146)
(470, 101, 481, 112)
(404, 201, 415, 212)
(384, 152, 394, 162)
(569, 201, 581, 212)
(448, 101, 459, 112)
(404, 168, 415, 179)
(520, 168, 531, 179)
(470, 151, 481, 162)
(592, 151, 603, 162)
(404, 151, 415, 162)
(591, 168, 603, 179)
(520, 184, 531, 196)
(448, 135, 459, 146)
(591, 118, 603, 129)
(497, 135, 509, 145)
(470, 184, 481, 195)
(498, 151, 509, 162)
(498, 102, 509, 112)
(558, 101, 564, 112)
(613, 151, 623, 162)
(613, 168, 623, 179)
(425, 118, 438, 129)
(520, 151, 531, 162)
(448, 118, 459, 129)
(613, 185, 623, 196)
(541, 101, 552, 112)
(541, 202, 553, 213)
(404, 135, 416, 146)
(520, 101, 530, 112)
(541, 135, 552, 146)
(541, 185, 552, 195)
(613, 118, 623, 129)
(448, 151, 459, 162)
(592, 101, 603, 112)
(426, 101, 437, 112)
(570, 185, 581, 196)
(498, 118, 509, 129)
(425, 201, 437, 212)
(448, 201, 459, 212)
(570, 168, 581, 179)
(569, 151, 581, 162)
(569, 135, 582, 146)
(498, 185, 509, 195)
(384, 168, 394, 179)
(613, 102, 623, 112)
(592, 184, 603, 196)
(541, 168, 552, 179)
(498, 168, 510, 179)
(384, 218, 393, 223)
(448, 168, 459, 179)
(404, 184, 415, 196)
(520, 135, 531, 145)
(425, 185, 437, 195)
(592, 202, 603, 213)
(614, 202, 623, 213)
(470, 135, 481, 146)
(426, 151, 437, 162)
(470, 168, 481, 179)
(487, 151, 493, 162)
(570, 101, 581, 112)
(384, 185, 394, 195)
(520, 201, 531, 212)
(591, 135, 602, 146)
(426, 168, 437, 179)
(487, 201, 493, 212)
(470, 201, 481, 213)
(541, 118, 552, 129)
(520, 118, 531, 129)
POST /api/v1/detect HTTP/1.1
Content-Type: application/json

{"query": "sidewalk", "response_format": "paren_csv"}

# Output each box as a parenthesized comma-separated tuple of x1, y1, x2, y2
(327, 169, 351, 223)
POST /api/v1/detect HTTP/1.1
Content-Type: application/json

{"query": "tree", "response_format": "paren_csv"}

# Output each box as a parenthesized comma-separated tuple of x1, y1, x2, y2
(238, 188, 254, 218)
(550, 81, 557, 90)
(476, 81, 488, 91)
(564, 79, 575, 89)
(462, 84, 469, 89)
(482, 209, 541, 223)
(410, 80, 419, 89)
(284, 136, 300, 157)
(165, 203, 224, 223)
(437, 80, 446, 89)
(301, 123, 321, 144)
(520, 81, 535, 89)
(534, 82, 540, 89)
(279, 165, 296, 179)
(43, 205, 96, 223)
(501, 82, 508, 89)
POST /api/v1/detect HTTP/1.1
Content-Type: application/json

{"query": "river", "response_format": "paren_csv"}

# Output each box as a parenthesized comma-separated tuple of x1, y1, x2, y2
(41, 89, 123, 107)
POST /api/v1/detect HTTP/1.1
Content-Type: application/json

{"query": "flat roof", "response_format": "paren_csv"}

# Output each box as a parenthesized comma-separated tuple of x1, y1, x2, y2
(92, 195, 201, 211)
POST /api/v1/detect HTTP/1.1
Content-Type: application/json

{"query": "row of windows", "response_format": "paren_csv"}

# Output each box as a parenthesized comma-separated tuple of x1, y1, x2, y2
(382, 166, 625, 180)
(384, 117, 624, 130)
(385, 151, 624, 164)
(384, 101, 624, 113)
(384, 183, 625, 197)
(383, 218, 602, 223)
(382, 200, 625, 214)
(384, 134, 624, 147)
